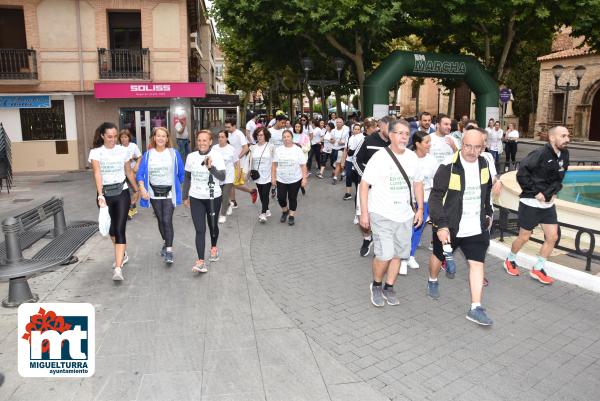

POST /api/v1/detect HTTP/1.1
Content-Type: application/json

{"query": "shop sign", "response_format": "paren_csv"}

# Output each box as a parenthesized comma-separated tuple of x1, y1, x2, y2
(94, 82, 206, 99)
(0, 96, 51, 108)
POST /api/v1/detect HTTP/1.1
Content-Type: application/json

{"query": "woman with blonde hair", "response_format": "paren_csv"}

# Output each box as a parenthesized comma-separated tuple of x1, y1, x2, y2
(183, 130, 226, 272)
(136, 127, 185, 264)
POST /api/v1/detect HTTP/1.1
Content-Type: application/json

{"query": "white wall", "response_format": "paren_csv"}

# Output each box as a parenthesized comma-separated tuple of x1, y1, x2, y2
(0, 109, 23, 141)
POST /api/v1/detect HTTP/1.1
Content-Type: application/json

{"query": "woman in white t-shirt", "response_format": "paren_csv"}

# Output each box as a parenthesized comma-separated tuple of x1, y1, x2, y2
(308, 119, 325, 172)
(136, 127, 185, 264)
(292, 121, 311, 162)
(249, 127, 275, 223)
(504, 123, 519, 169)
(89, 122, 139, 281)
(343, 123, 364, 201)
(183, 130, 227, 273)
(318, 122, 335, 179)
(212, 130, 239, 224)
(407, 131, 438, 269)
(118, 129, 142, 219)
(272, 130, 308, 226)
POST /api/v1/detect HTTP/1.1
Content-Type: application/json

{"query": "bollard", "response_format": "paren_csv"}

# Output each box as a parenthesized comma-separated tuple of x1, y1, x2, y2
(53, 208, 67, 236)
(2, 217, 23, 263)
(2, 276, 38, 307)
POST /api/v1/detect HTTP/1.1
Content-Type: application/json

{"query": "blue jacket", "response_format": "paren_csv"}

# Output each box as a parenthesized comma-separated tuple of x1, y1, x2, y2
(136, 148, 185, 207)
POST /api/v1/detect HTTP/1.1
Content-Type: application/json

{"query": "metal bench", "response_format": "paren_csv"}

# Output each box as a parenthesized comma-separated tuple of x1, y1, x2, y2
(0, 197, 98, 307)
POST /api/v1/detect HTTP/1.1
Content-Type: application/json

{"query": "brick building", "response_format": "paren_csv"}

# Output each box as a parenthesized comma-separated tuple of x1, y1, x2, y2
(0, 0, 219, 172)
(535, 28, 600, 141)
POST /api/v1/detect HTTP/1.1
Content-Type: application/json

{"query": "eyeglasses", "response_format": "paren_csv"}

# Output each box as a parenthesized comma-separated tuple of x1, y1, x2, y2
(462, 144, 484, 151)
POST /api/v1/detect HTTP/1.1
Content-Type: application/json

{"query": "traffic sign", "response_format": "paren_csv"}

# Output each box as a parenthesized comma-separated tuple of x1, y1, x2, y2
(500, 88, 511, 103)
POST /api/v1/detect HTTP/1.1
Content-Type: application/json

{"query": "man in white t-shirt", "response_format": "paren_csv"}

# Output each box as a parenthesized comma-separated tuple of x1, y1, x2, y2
(245, 113, 257, 145)
(430, 114, 459, 166)
(225, 118, 257, 209)
(360, 119, 424, 308)
(268, 115, 287, 148)
(331, 117, 349, 184)
(427, 128, 494, 326)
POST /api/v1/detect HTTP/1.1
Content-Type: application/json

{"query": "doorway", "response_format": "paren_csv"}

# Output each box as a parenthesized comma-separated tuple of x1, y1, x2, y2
(119, 108, 169, 151)
(589, 90, 600, 141)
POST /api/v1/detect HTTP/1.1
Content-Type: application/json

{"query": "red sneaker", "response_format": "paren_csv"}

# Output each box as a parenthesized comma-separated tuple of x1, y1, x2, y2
(503, 259, 520, 276)
(530, 269, 554, 285)
(250, 189, 258, 204)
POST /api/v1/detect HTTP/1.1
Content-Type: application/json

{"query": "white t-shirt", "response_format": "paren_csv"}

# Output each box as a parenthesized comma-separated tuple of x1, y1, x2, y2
(123, 143, 141, 170)
(246, 119, 257, 140)
(269, 127, 285, 148)
(430, 133, 458, 166)
(347, 134, 364, 163)
(488, 129, 504, 151)
(228, 129, 248, 156)
(332, 127, 349, 150)
(148, 148, 174, 199)
(185, 149, 226, 199)
(212, 144, 238, 184)
(88, 145, 130, 188)
(322, 131, 333, 153)
(362, 148, 423, 222)
(274, 145, 305, 184)
(457, 155, 482, 238)
(311, 127, 324, 145)
(506, 130, 519, 140)
(417, 153, 438, 201)
(268, 118, 276, 128)
(250, 143, 275, 184)
(302, 125, 313, 136)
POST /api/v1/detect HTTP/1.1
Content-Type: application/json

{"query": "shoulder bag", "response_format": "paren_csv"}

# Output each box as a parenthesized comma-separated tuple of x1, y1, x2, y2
(384, 147, 416, 212)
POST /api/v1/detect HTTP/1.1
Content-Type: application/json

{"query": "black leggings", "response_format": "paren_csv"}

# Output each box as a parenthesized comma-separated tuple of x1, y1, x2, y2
(256, 183, 271, 213)
(505, 141, 517, 164)
(150, 198, 175, 247)
(277, 180, 301, 212)
(190, 196, 222, 260)
(307, 143, 322, 169)
(106, 190, 130, 244)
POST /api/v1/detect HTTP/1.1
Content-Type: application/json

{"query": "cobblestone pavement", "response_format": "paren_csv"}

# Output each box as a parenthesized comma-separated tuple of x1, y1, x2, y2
(251, 172, 600, 401)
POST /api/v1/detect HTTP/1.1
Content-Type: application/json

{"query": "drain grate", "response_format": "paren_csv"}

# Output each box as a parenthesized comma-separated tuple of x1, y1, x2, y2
(13, 199, 34, 203)
(43, 180, 73, 184)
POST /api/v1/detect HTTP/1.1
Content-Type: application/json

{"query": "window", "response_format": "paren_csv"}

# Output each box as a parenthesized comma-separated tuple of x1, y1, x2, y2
(0, 8, 27, 49)
(20, 100, 66, 141)
(552, 92, 565, 122)
(411, 82, 420, 99)
(108, 12, 141, 49)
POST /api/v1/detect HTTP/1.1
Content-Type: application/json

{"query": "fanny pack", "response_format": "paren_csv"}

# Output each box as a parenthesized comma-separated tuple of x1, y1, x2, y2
(150, 184, 172, 197)
(103, 181, 125, 197)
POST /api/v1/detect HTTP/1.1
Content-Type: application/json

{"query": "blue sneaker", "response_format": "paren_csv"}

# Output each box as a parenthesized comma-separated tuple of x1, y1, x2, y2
(427, 280, 439, 299)
(466, 306, 493, 326)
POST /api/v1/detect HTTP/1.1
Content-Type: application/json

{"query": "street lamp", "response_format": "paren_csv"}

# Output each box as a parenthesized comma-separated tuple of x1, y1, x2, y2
(301, 56, 345, 119)
(552, 64, 586, 125)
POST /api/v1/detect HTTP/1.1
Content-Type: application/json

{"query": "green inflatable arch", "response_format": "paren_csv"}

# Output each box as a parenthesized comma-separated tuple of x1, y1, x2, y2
(363, 51, 499, 127)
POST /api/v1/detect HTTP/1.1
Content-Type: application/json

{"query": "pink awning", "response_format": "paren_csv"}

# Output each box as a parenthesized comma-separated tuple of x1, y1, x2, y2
(94, 82, 206, 99)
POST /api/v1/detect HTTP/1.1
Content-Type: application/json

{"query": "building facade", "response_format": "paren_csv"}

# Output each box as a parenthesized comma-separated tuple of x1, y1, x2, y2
(535, 28, 600, 141)
(0, 0, 218, 172)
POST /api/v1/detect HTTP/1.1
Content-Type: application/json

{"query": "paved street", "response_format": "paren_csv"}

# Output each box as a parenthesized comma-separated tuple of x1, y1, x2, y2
(1, 169, 600, 400)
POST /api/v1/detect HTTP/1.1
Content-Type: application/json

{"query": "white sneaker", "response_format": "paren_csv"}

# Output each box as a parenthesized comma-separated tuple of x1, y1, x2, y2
(192, 263, 207, 273)
(407, 256, 420, 269)
(112, 267, 124, 281)
(112, 252, 129, 268)
(226, 204, 233, 216)
(428, 241, 434, 251)
(258, 213, 267, 223)
(399, 260, 408, 276)
(266, 209, 272, 217)
(218, 215, 227, 224)
(353, 216, 359, 225)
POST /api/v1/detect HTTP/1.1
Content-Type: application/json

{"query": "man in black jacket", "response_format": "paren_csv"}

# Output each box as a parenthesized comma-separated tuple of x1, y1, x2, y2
(503, 126, 570, 285)
(352, 115, 394, 256)
(428, 128, 494, 326)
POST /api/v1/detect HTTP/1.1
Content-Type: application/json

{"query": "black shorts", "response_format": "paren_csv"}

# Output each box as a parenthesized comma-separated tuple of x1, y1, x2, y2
(433, 229, 490, 263)
(518, 202, 558, 231)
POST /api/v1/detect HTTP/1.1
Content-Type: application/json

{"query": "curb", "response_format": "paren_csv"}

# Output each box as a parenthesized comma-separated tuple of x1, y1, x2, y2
(488, 240, 600, 293)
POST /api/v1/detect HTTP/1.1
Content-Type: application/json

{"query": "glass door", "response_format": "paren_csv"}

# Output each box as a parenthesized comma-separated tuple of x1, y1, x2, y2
(119, 108, 169, 151)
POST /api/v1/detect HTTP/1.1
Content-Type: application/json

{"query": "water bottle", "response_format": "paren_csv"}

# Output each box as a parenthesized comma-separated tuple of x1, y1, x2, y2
(443, 244, 456, 279)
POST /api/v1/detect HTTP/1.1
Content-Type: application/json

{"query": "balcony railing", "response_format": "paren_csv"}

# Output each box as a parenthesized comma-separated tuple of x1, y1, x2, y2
(0, 49, 38, 80)
(97, 48, 150, 79)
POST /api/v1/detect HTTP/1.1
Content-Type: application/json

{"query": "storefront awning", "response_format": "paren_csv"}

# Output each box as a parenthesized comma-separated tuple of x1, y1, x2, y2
(94, 82, 206, 99)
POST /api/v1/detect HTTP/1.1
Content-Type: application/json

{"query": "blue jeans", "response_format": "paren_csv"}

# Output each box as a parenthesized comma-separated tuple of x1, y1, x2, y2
(410, 202, 429, 256)
(177, 138, 190, 159)
(489, 150, 499, 163)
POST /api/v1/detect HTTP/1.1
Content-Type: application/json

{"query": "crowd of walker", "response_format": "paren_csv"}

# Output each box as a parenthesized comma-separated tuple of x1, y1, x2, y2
(89, 111, 571, 326)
